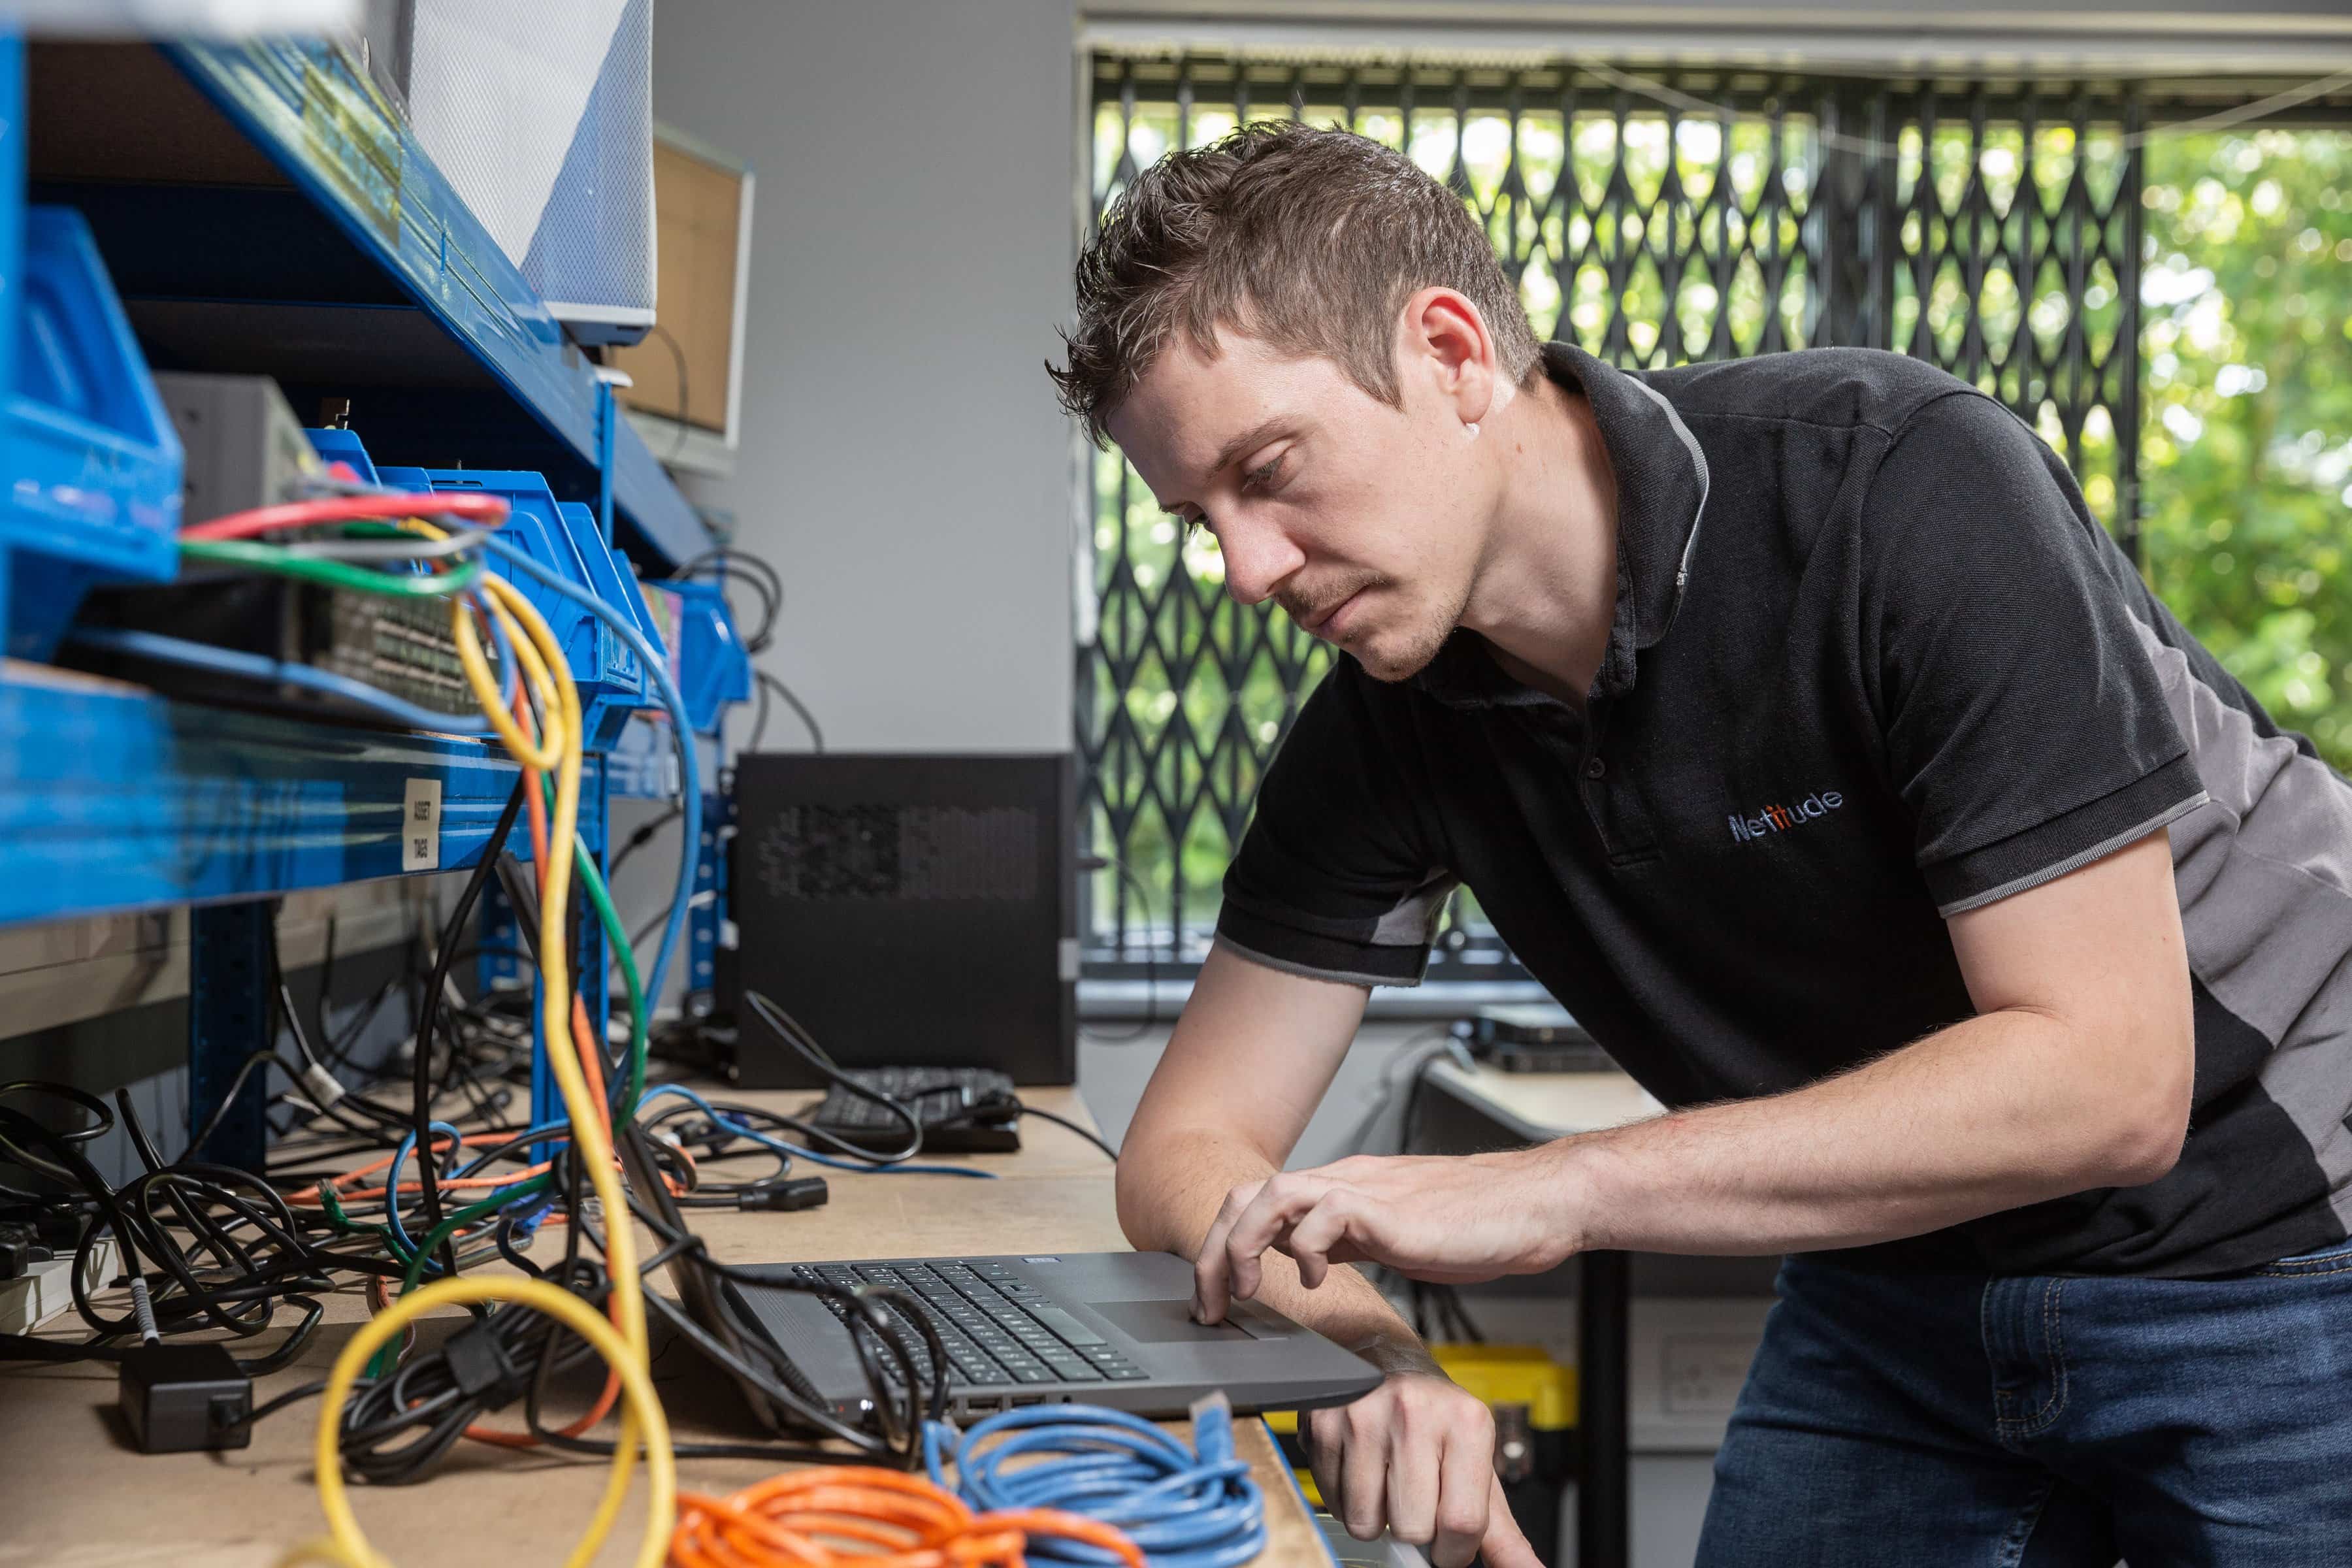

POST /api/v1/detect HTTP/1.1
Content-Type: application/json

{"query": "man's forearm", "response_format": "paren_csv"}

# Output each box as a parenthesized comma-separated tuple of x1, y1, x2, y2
(1558, 1005, 2189, 1258)
(1119, 1127, 1437, 1373)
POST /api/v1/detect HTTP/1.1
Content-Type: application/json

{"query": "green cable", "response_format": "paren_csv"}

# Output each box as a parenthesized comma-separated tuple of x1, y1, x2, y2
(367, 1172, 555, 1379)
(178, 539, 483, 597)
(570, 814, 651, 1121)
(362, 823, 649, 1373)
(316, 1181, 404, 1258)
(533, 771, 651, 1121)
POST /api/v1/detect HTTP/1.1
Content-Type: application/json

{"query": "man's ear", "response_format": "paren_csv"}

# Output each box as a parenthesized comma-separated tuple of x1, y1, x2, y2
(1397, 286, 1498, 429)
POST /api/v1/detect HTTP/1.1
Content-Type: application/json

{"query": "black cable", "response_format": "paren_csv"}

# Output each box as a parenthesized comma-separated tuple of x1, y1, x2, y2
(927, 1097, 1120, 1162)
(610, 804, 683, 875)
(314, 913, 338, 1064)
(188, 1051, 304, 1159)
(0, 1102, 398, 1373)
(746, 668, 772, 751)
(265, 931, 413, 1141)
(534, 1128, 947, 1461)
(0, 1080, 115, 1196)
(737, 992, 930, 1165)
(647, 319, 692, 464)
(752, 669, 824, 753)
(1014, 1102, 1120, 1162)
(319, 974, 400, 1076)
(248, 1378, 331, 1426)
(414, 777, 531, 1282)
(1077, 855, 1161, 1044)
(668, 547, 782, 653)
(636, 1100, 793, 1206)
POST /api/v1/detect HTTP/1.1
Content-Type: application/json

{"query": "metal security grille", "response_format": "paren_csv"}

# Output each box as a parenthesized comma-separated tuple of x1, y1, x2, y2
(1077, 54, 2146, 973)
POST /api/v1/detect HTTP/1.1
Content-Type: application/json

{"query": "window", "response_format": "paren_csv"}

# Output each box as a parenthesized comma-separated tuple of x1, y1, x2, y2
(2140, 128, 2352, 762)
(1074, 53, 2351, 973)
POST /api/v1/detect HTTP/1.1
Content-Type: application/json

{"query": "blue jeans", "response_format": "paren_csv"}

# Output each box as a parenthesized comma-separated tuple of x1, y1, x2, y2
(1695, 1240, 2352, 1567)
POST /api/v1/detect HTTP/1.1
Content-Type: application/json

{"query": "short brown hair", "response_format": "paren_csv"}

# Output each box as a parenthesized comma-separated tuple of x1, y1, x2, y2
(1048, 120, 1543, 446)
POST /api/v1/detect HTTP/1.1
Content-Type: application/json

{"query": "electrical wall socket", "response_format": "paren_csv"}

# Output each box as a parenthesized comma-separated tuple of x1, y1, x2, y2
(1631, 1298, 1774, 1452)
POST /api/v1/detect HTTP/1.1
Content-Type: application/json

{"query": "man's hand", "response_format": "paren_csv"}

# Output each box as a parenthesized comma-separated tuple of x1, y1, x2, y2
(1306, 1364, 1544, 1568)
(1193, 1149, 1581, 1321)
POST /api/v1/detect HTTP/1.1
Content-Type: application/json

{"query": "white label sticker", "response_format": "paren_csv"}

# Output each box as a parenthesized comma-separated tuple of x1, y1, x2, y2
(402, 779, 442, 871)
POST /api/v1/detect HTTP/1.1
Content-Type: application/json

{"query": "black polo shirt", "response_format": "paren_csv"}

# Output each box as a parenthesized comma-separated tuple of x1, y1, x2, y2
(1217, 342, 2352, 1279)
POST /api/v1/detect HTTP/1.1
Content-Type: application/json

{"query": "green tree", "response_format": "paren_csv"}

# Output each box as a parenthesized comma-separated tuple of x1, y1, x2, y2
(2140, 131, 2352, 765)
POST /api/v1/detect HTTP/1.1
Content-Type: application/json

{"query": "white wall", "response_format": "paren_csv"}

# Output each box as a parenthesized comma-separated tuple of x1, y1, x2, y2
(651, 0, 1080, 755)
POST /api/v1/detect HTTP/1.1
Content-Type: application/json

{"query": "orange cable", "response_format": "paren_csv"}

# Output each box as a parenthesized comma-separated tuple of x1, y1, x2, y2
(460, 681, 626, 1447)
(669, 1467, 1147, 1568)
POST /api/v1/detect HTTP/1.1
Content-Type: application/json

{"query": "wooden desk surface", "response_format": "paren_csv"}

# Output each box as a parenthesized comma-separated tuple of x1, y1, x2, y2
(1422, 1058, 1664, 1142)
(0, 1086, 1330, 1567)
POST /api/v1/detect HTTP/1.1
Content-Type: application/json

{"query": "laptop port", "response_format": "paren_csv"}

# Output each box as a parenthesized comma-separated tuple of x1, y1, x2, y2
(1009, 1394, 1044, 1407)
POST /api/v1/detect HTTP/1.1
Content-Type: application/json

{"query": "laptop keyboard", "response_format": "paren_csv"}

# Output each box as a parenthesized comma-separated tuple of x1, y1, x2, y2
(791, 1258, 1149, 1388)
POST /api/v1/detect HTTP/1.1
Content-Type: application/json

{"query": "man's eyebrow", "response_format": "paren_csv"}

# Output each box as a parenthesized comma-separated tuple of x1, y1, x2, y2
(1154, 417, 1292, 514)
(1208, 417, 1289, 480)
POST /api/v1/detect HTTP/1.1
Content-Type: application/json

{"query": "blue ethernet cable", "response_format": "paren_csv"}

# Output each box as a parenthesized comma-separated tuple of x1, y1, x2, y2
(636, 1081, 996, 1179)
(924, 1400, 1268, 1568)
(384, 1119, 470, 1263)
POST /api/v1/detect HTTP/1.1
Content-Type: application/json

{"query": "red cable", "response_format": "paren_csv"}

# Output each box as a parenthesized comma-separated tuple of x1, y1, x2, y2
(178, 492, 511, 542)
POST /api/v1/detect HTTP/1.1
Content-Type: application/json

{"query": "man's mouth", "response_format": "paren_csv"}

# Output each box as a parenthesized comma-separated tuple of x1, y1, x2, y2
(1299, 588, 1364, 635)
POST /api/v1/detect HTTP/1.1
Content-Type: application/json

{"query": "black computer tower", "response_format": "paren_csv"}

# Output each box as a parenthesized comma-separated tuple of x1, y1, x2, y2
(722, 753, 1077, 1088)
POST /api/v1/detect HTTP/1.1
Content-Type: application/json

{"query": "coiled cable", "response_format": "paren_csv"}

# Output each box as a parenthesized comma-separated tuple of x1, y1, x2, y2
(670, 1465, 1147, 1568)
(923, 1399, 1267, 1568)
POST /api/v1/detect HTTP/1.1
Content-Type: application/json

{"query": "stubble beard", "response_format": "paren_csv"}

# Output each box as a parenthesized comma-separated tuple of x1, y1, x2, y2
(1347, 574, 1469, 684)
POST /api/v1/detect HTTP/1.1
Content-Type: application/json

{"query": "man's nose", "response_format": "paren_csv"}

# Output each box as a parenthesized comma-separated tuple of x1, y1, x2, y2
(1216, 514, 1305, 608)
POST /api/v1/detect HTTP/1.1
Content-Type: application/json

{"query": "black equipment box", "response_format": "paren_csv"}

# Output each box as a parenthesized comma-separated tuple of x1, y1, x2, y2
(724, 753, 1077, 1088)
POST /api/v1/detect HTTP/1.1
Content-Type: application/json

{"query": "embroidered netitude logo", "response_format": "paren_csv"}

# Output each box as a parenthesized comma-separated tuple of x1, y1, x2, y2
(1729, 791, 1844, 843)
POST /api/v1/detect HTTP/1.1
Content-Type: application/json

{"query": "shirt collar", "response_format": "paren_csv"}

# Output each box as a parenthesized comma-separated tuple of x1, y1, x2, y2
(1411, 340, 1712, 710)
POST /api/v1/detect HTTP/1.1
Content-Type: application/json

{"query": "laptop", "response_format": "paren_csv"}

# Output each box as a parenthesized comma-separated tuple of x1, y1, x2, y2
(719, 1251, 1386, 1421)
(619, 1124, 1382, 1426)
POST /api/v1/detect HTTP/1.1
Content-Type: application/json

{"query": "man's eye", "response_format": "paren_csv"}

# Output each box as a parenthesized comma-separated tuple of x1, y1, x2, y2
(1241, 453, 1284, 493)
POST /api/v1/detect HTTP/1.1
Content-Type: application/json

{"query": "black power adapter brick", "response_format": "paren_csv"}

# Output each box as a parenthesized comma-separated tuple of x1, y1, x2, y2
(737, 1175, 829, 1212)
(119, 1342, 252, 1453)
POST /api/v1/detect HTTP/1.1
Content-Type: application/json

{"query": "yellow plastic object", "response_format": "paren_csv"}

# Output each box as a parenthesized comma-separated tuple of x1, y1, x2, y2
(1432, 1344, 1578, 1431)
(1264, 1345, 1574, 1507)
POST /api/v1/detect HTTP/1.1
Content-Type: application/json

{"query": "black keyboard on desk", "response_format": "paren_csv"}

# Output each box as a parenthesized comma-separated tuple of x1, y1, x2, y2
(805, 1066, 1022, 1154)
(792, 1259, 1147, 1389)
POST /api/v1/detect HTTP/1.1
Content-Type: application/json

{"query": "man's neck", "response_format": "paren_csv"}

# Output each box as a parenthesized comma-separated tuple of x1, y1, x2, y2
(1457, 373, 1618, 709)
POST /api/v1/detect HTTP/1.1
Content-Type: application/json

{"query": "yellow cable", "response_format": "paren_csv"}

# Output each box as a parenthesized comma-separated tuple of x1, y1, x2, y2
(276, 1277, 673, 1568)
(294, 556, 674, 1568)
(453, 589, 566, 772)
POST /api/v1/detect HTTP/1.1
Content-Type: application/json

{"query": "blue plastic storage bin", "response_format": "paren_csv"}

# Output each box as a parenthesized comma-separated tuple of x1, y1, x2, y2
(0, 202, 184, 660)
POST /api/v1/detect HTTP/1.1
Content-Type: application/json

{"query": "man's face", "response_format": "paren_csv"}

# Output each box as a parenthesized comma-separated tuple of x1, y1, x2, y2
(1104, 327, 1494, 683)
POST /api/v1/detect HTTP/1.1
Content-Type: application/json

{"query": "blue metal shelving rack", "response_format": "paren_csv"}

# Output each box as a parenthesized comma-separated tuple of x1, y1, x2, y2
(160, 38, 702, 565)
(0, 32, 728, 1167)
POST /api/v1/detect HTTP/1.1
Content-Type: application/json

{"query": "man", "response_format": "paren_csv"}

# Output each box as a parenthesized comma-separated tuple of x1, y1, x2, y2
(1048, 122, 2352, 1567)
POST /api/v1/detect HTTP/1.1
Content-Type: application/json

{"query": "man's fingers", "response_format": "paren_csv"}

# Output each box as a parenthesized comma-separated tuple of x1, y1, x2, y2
(1337, 1409, 1387, 1541)
(1223, 1176, 1324, 1302)
(1477, 1475, 1543, 1568)
(1191, 1181, 1262, 1322)
(1429, 1421, 1494, 1568)
(1382, 1402, 1439, 1550)
(1284, 1190, 1364, 1288)
(1304, 1407, 1346, 1517)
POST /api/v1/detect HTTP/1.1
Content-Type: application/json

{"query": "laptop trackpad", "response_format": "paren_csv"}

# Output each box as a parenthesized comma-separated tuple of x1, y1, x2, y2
(1092, 1298, 1261, 1343)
